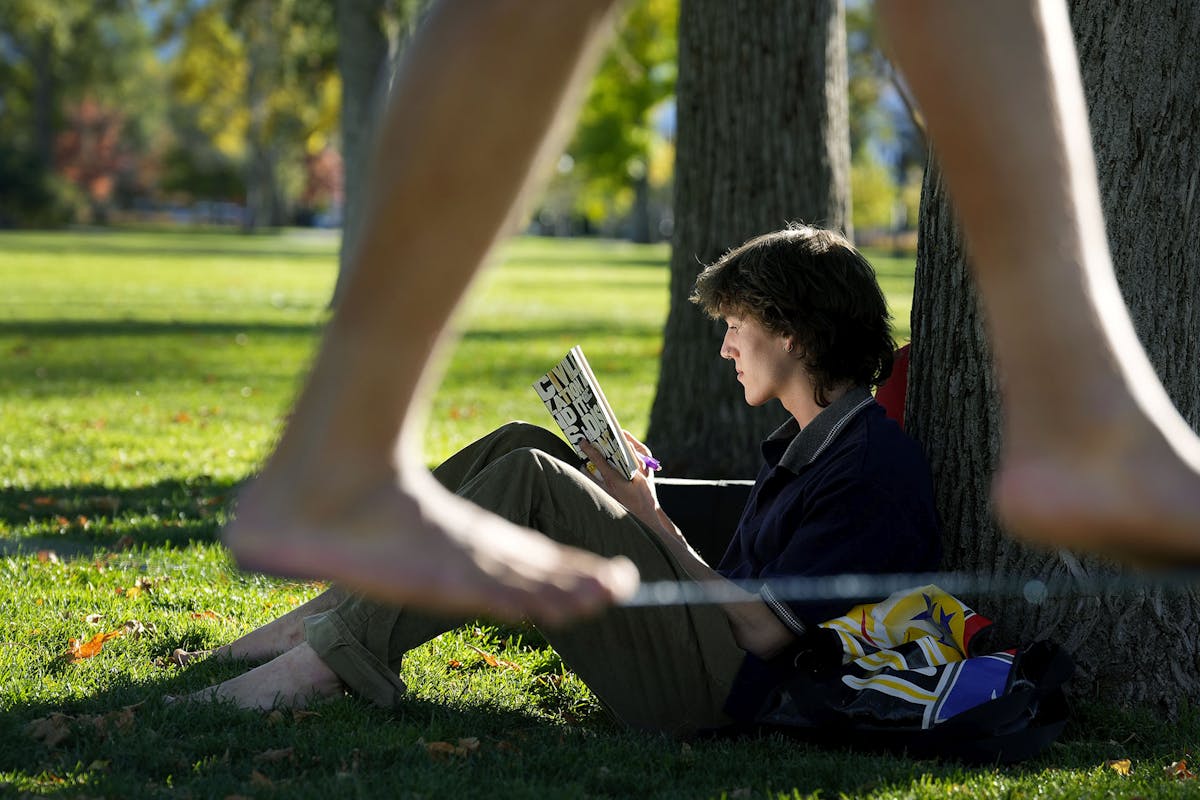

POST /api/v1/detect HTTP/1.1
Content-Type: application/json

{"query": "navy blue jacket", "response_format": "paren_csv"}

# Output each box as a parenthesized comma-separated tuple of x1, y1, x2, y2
(719, 386, 940, 631)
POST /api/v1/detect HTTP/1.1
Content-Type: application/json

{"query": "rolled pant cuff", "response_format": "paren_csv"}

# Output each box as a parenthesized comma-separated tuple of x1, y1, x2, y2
(304, 609, 407, 709)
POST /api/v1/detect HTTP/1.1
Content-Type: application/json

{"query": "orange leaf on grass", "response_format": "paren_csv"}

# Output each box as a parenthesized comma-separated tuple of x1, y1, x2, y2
(1166, 759, 1197, 780)
(67, 629, 123, 661)
(1106, 759, 1132, 776)
(36, 550, 59, 564)
(33, 496, 56, 506)
(466, 643, 521, 671)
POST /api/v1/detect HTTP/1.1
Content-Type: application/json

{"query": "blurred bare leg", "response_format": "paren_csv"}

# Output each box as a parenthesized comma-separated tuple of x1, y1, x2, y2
(880, 0, 1200, 563)
(222, 0, 638, 621)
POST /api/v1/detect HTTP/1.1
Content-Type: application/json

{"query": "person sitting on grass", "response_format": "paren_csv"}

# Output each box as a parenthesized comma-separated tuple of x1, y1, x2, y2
(175, 225, 942, 737)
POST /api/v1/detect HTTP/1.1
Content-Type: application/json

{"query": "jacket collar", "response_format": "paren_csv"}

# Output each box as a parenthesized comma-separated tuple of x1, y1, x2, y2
(768, 386, 875, 472)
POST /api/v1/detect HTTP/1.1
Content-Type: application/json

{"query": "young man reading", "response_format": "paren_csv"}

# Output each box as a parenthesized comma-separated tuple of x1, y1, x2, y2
(181, 226, 942, 736)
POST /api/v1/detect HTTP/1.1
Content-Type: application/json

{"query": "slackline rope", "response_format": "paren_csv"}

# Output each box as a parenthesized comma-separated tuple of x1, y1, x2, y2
(621, 568, 1200, 608)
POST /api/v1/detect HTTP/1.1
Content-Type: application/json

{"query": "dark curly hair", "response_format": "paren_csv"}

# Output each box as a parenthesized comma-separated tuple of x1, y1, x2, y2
(690, 224, 895, 407)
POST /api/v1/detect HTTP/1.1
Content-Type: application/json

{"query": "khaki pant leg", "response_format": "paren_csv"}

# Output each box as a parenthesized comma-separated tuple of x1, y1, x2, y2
(432, 421, 576, 491)
(307, 435, 746, 734)
(305, 422, 574, 707)
(457, 448, 746, 736)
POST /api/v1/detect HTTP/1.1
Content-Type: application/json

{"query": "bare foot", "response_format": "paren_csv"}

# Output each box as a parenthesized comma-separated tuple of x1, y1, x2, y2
(174, 643, 344, 711)
(993, 417, 1200, 566)
(223, 468, 639, 626)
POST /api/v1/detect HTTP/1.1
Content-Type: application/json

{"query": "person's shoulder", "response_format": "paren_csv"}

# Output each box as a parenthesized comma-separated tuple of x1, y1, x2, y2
(825, 402, 933, 486)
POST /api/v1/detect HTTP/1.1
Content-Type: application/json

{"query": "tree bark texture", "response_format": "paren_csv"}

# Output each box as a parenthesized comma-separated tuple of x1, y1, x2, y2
(648, 0, 850, 478)
(330, 0, 390, 306)
(907, 0, 1200, 711)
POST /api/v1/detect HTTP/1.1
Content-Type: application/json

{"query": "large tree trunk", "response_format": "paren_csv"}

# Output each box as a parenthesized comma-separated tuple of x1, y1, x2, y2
(907, 0, 1200, 711)
(330, 0, 389, 306)
(647, 0, 850, 478)
(33, 29, 56, 173)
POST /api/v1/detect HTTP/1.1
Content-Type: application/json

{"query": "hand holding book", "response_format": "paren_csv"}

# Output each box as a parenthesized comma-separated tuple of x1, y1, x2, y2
(532, 346, 641, 480)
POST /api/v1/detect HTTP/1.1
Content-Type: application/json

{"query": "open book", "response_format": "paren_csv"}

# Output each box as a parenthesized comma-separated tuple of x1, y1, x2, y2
(532, 346, 640, 481)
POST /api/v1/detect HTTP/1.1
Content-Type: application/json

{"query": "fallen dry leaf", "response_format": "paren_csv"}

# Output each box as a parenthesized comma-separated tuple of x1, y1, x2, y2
(85, 613, 104, 624)
(292, 709, 321, 722)
(119, 576, 167, 599)
(466, 643, 521, 671)
(265, 710, 286, 725)
(420, 738, 481, 761)
(1106, 759, 1132, 776)
(447, 659, 463, 670)
(25, 713, 73, 748)
(66, 629, 124, 661)
(254, 748, 295, 765)
(123, 619, 154, 638)
(423, 741, 460, 761)
(33, 496, 56, 506)
(86, 705, 137, 735)
(190, 610, 221, 620)
(249, 770, 273, 787)
(1166, 759, 1197, 780)
(91, 496, 121, 514)
(36, 550, 60, 564)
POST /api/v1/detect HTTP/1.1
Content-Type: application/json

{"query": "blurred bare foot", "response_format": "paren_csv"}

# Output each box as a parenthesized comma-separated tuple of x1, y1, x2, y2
(175, 643, 344, 711)
(224, 468, 639, 626)
(994, 412, 1200, 566)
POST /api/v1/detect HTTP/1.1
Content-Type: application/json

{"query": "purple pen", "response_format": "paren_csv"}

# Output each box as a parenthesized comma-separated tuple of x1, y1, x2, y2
(639, 454, 662, 471)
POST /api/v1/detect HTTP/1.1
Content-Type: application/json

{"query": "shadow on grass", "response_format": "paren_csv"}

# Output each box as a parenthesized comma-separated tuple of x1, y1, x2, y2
(5, 596, 1192, 800)
(3, 658, 1147, 800)
(0, 236, 337, 263)
(0, 319, 325, 340)
(505, 253, 668, 270)
(0, 478, 240, 557)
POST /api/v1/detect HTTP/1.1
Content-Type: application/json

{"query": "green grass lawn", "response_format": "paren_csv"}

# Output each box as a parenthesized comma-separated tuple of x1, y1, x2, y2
(1, 229, 1197, 798)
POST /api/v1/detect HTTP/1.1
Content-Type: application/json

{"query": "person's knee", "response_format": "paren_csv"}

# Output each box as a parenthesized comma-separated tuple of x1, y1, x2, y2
(491, 421, 574, 458)
(480, 447, 586, 504)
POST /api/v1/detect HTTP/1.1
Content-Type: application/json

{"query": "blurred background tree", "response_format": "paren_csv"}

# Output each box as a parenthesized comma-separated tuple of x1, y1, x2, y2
(845, 0, 924, 247)
(163, 0, 339, 230)
(537, 0, 678, 243)
(0, 0, 165, 226)
(0, 0, 923, 250)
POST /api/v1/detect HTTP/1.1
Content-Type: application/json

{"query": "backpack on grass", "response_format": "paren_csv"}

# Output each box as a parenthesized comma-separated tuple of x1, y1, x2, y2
(730, 585, 1073, 764)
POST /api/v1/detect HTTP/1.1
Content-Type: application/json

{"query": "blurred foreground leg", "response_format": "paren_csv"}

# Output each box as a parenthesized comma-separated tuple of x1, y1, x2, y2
(880, 0, 1200, 563)
(222, 0, 637, 622)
